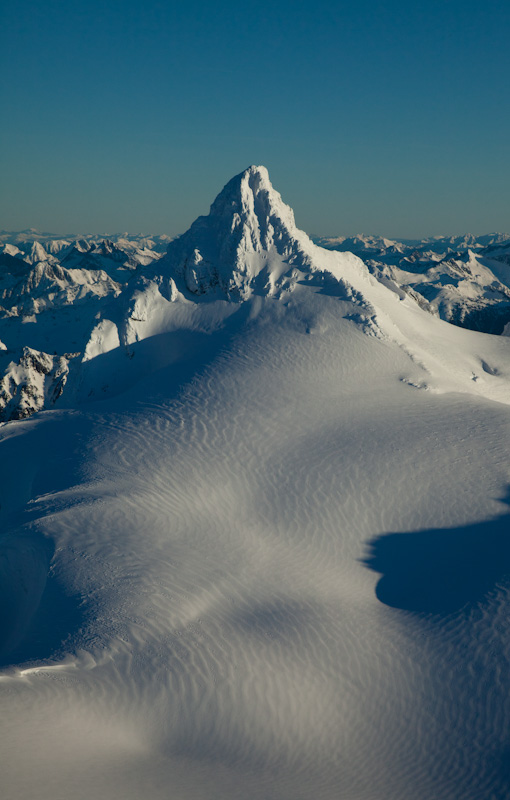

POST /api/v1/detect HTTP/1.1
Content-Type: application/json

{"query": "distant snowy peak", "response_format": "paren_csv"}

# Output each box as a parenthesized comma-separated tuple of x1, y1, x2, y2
(159, 166, 314, 298)
(0, 233, 167, 275)
(28, 241, 54, 265)
(0, 261, 121, 316)
(315, 234, 405, 255)
(316, 231, 510, 259)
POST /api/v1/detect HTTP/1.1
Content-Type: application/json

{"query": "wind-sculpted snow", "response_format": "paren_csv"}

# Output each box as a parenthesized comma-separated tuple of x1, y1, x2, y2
(2, 293, 510, 799)
(3, 169, 510, 798)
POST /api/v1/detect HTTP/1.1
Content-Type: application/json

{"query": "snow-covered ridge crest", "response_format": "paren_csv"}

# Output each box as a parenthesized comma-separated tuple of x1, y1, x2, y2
(160, 165, 314, 298)
(3, 166, 510, 422)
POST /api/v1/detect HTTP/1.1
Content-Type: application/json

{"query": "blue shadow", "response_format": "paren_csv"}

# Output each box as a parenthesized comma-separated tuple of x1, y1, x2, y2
(363, 506, 510, 615)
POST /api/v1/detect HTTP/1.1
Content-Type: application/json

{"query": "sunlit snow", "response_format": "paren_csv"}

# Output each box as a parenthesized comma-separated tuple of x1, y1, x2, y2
(2, 167, 510, 799)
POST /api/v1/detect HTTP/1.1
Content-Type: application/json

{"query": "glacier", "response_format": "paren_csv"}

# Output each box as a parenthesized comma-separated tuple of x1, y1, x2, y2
(1, 167, 510, 799)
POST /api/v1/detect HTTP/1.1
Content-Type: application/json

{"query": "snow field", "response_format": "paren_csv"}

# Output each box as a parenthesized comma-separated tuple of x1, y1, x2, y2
(2, 291, 510, 798)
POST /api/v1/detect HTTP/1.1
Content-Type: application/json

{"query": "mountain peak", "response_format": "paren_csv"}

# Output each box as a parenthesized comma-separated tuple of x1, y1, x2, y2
(208, 165, 297, 241)
(161, 165, 312, 298)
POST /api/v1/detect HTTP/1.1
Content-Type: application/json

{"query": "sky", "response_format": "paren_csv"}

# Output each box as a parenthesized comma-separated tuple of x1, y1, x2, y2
(1, 0, 509, 238)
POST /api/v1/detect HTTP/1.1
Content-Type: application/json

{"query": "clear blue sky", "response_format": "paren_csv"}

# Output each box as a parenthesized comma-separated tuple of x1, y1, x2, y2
(1, 0, 509, 238)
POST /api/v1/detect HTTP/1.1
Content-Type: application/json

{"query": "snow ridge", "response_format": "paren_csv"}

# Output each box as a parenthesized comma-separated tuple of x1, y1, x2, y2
(2, 167, 510, 422)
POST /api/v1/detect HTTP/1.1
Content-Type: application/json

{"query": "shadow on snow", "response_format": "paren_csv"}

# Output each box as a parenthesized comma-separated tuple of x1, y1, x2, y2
(0, 533, 84, 669)
(363, 501, 510, 615)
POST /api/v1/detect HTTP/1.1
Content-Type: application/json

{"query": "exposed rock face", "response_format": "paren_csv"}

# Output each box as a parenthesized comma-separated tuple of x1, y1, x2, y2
(0, 347, 77, 421)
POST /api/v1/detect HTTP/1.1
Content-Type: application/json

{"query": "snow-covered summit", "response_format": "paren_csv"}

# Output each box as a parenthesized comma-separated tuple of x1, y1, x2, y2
(208, 165, 299, 242)
(159, 165, 313, 298)
(3, 167, 510, 422)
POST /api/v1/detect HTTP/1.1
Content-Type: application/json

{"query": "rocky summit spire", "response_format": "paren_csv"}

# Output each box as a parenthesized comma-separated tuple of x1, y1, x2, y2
(161, 166, 314, 298)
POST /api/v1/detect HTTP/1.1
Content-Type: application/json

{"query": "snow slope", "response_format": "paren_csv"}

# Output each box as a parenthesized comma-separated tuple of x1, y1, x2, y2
(2, 168, 510, 799)
(317, 232, 510, 333)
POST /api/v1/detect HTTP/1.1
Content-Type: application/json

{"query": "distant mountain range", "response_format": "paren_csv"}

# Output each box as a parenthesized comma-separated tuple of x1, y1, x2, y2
(314, 232, 510, 334)
(1, 188, 509, 422)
